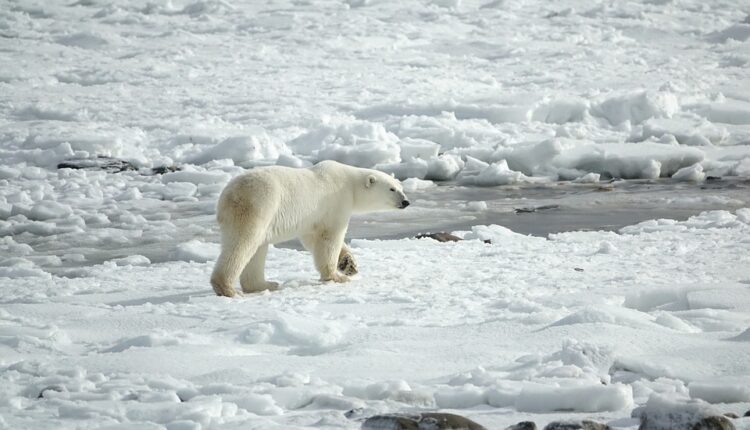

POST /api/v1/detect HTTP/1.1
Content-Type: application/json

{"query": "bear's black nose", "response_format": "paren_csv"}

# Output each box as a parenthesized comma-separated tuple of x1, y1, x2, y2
(400, 200, 410, 209)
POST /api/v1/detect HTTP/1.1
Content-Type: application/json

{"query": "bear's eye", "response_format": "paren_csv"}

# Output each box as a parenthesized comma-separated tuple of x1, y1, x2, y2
(390, 188, 395, 192)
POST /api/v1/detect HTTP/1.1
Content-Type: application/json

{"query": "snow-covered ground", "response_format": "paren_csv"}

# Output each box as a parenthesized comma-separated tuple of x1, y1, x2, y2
(3, 210, 750, 429)
(2, 0, 750, 428)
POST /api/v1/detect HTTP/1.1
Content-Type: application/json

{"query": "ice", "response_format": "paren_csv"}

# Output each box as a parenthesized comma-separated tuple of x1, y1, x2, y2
(691, 100, 750, 126)
(708, 22, 750, 43)
(401, 178, 436, 192)
(425, 155, 464, 181)
(399, 138, 441, 161)
(549, 306, 656, 329)
(186, 134, 289, 166)
(289, 120, 401, 168)
(161, 170, 231, 186)
(238, 313, 347, 356)
(55, 32, 111, 49)
(592, 91, 680, 126)
(103, 334, 182, 353)
(172, 240, 219, 263)
(3, 0, 750, 428)
(515, 384, 633, 413)
(689, 380, 750, 403)
(671, 163, 706, 182)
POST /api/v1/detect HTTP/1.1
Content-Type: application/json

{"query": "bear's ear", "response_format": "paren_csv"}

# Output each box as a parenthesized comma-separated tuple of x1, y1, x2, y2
(366, 175, 376, 188)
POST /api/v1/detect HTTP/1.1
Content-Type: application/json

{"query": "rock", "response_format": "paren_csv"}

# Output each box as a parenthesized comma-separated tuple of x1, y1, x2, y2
(691, 416, 735, 430)
(638, 393, 735, 430)
(691, 415, 735, 430)
(415, 232, 463, 242)
(361, 413, 486, 430)
(514, 204, 560, 214)
(723, 413, 739, 419)
(37, 385, 65, 399)
(151, 165, 181, 175)
(745, 410, 750, 417)
(506, 422, 537, 430)
(58, 156, 137, 173)
(543, 420, 610, 430)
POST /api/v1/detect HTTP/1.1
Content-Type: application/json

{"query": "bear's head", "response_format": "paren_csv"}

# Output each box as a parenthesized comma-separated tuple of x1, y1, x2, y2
(355, 170, 410, 213)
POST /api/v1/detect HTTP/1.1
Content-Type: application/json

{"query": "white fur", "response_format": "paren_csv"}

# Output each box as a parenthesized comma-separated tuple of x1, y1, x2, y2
(210, 160, 409, 297)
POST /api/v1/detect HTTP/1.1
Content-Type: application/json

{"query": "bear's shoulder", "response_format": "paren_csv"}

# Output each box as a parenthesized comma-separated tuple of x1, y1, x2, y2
(312, 160, 346, 171)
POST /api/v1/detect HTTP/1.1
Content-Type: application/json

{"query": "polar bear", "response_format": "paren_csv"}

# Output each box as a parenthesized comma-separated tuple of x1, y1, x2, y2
(210, 160, 410, 297)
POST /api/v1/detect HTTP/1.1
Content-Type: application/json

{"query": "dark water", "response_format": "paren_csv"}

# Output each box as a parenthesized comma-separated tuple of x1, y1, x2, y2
(20, 178, 750, 271)
(343, 177, 750, 240)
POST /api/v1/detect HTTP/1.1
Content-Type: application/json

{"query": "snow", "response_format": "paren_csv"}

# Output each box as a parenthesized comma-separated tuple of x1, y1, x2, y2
(2, 0, 750, 428)
(2, 207, 749, 428)
(514, 383, 633, 413)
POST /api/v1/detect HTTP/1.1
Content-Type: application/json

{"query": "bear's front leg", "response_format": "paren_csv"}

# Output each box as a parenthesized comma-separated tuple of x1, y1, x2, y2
(337, 244, 358, 276)
(303, 229, 350, 283)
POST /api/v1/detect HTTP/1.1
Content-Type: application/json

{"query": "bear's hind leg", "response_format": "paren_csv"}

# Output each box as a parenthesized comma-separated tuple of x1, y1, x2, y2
(211, 230, 263, 297)
(240, 243, 279, 293)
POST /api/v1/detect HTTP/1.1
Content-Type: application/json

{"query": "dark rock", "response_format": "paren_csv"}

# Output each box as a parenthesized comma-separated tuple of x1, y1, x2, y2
(151, 165, 181, 175)
(543, 420, 610, 430)
(415, 232, 463, 242)
(706, 176, 722, 181)
(514, 204, 559, 214)
(345, 408, 365, 419)
(574, 267, 584, 272)
(506, 421, 537, 430)
(690, 416, 735, 430)
(745, 410, 750, 417)
(37, 385, 65, 399)
(58, 156, 137, 173)
(638, 394, 735, 430)
(723, 413, 739, 419)
(361, 413, 487, 430)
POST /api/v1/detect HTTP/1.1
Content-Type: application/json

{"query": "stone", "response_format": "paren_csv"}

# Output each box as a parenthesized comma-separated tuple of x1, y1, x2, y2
(690, 416, 735, 430)
(37, 385, 65, 399)
(415, 232, 463, 242)
(638, 393, 735, 430)
(543, 420, 610, 430)
(514, 204, 560, 214)
(151, 165, 181, 175)
(506, 422, 537, 430)
(58, 156, 136, 173)
(361, 413, 487, 430)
